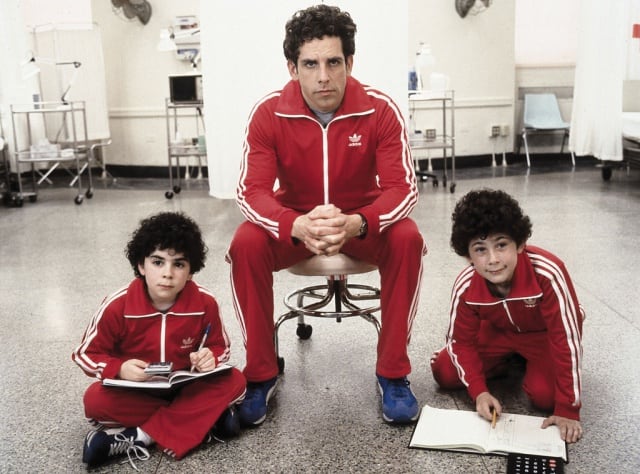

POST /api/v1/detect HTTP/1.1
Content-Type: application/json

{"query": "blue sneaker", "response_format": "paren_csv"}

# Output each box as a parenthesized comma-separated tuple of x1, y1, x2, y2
(376, 375, 419, 424)
(238, 377, 278, 426)
(82, 427, 150, 469)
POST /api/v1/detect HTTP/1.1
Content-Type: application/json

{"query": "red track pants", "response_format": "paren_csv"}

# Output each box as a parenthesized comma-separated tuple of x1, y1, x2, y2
(431, 324, 556, 411)
(227, 218, 426, 382)
(83, 368, 246, 459)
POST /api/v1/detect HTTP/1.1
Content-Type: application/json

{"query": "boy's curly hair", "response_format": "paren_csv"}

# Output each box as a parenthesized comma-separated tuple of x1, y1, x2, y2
(450, 189, 532, 257)
(126, 212, 208, 278)
(283, 4, 357, 65)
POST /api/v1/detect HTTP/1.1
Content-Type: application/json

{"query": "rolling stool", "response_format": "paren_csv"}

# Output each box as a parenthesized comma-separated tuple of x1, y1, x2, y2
(274, 253, 381, 374)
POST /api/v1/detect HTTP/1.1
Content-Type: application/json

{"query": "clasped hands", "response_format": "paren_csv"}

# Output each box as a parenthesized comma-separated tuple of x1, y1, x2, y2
(476, 391, 583, 443)
(118, 348, 216, 380)
(292, 204, 362, 256)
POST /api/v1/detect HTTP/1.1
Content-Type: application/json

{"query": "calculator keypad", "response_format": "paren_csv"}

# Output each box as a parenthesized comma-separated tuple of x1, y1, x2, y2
(507, 454, 564, 474)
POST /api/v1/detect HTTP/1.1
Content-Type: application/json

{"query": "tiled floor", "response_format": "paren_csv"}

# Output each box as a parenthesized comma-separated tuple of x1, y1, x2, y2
(1, 160, 639, 473)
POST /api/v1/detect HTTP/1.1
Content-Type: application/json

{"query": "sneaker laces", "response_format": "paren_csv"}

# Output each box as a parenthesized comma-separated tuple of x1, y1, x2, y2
(109, 432, 150, 471)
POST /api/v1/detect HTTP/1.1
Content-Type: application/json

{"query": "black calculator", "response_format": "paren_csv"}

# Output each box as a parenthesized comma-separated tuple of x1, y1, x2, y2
(507, 453, 564, 474)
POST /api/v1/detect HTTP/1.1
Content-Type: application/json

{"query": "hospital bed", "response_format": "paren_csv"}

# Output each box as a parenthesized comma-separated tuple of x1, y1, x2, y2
(601, 80, 640, 181)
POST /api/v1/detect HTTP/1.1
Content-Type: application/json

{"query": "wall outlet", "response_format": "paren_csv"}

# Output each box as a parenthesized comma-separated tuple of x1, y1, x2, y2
(500, 125, 510, 137)
(490, 125, 501, 138)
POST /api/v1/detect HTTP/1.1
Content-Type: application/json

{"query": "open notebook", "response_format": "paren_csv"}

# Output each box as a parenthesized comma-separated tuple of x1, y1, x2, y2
(409, 404, 567, 462)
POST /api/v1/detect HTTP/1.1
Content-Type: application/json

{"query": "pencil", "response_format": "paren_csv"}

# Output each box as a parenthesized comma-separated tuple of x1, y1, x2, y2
(491, 408, 497, 429)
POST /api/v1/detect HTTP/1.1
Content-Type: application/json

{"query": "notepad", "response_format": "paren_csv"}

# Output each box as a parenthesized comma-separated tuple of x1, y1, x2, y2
(409, 404, 567, 462)
(102, 363, 231, 389)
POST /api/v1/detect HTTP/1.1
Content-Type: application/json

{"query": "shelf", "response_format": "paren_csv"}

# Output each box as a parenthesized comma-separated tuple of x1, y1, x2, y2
(408, 90, 454, 101)
(169, 145, 206, 157)
(409, 137, 454, 150)
(15, 149, 81, 163)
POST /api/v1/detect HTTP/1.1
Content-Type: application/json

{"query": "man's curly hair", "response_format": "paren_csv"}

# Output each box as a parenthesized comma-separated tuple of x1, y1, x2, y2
(283, 4, 357, 65)
(450, 189, 532, 257)
(126, 212, 208, 278)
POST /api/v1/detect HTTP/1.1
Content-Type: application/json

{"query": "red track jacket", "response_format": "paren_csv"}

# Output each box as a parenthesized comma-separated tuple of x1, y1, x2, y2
(72, 279, 231, 380)
(446, 245, 584, 419)
(237, 76, 418, 242)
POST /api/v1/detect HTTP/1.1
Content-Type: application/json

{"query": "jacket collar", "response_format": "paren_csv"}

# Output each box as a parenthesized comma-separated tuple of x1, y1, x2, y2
(124, 278, 202, 317)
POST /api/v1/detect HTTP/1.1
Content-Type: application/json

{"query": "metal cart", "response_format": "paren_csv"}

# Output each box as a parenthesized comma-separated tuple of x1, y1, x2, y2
(164, 98, 207, 199)
(10, 101, 92, 205)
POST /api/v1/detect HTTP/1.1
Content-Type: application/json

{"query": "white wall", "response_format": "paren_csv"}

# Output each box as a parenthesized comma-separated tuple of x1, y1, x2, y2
(90, 0, 202, 170)
(2, 0, 584, 179)
(515, 0, 579, 66)
(408, 0, 516, 157)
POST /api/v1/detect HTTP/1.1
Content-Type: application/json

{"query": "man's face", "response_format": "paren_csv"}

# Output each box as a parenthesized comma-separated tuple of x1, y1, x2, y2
(287, 35, 353, 113)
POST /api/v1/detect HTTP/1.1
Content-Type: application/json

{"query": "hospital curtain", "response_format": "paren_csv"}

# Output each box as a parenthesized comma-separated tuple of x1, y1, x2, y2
(570, 0, 639, 161)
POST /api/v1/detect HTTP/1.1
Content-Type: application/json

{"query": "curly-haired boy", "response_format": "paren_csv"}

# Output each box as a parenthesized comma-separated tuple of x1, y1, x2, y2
(431, 189, 585, 443)
(72, 212, 246, 468)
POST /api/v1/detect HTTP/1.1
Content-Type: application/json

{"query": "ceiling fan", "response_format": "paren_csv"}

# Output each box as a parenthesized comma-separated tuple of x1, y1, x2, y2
(111, 0, 152, 25)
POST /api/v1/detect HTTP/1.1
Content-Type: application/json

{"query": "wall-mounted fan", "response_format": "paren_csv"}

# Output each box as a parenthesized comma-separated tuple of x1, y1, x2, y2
(111, 0, 152, 25)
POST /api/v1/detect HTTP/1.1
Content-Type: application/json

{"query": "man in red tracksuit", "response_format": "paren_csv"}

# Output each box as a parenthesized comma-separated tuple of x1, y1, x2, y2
(72, 212, 246, 469)
(430, 189, 585, 443)
(227, 4, 426, 426)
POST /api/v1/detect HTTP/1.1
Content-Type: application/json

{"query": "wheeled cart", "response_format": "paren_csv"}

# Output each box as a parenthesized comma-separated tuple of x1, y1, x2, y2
(408, 90, 456, 193)
(10, 101, 93, 205)
(164, 98, 207, 199)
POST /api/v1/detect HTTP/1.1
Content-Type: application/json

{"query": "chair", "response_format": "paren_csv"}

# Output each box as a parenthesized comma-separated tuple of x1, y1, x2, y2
(274, 254, 381, 374)
(519, 93, 575, 167)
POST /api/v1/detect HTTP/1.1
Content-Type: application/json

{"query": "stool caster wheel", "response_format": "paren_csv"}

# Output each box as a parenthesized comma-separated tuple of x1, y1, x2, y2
(296, 323, 312, 340)
(277, 356, 285, 374)
(165, 191, 174, 199)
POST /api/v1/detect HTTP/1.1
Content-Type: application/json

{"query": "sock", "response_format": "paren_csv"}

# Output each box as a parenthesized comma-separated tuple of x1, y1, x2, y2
(136, 427, 154, 446)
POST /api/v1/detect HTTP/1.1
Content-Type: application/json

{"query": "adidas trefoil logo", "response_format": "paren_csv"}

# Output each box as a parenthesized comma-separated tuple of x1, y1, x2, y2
(348, 133, 362, 147)
(181, 336, 195, 349)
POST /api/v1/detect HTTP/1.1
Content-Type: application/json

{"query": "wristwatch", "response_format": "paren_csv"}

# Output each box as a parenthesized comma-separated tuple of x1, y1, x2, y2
(358, 214, 368, 238)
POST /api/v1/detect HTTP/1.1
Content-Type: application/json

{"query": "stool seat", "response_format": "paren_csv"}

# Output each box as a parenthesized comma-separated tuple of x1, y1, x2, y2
(274, 253, 381, 374)
(287, 253, 377, 277)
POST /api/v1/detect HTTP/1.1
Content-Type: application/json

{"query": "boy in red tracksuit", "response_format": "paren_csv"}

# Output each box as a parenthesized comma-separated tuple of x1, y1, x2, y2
(430, 189, 585, 443)
(72, 212, 246, 469)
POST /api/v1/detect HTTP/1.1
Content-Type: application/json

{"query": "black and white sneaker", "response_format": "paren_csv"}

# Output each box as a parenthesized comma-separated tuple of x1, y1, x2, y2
(82, 427, 150, 469)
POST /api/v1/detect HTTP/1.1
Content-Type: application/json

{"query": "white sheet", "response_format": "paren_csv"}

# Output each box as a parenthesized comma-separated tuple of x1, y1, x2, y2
(622, 112, 640, 141)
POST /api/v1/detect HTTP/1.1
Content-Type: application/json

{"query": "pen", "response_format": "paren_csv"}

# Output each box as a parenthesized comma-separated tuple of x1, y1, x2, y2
(491, 408, 497, 429)
(190, 323, 211, 372)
